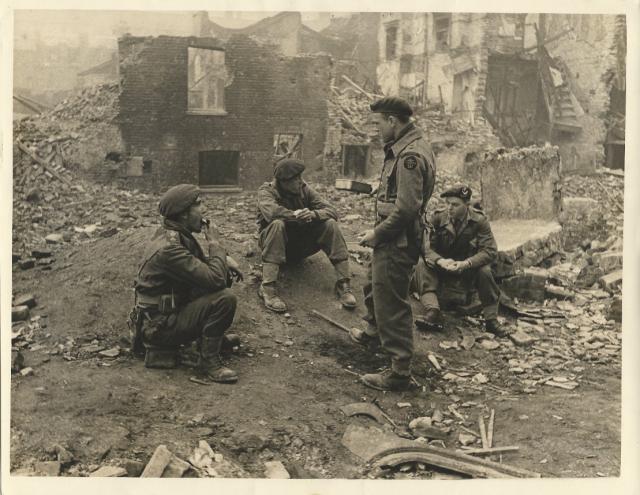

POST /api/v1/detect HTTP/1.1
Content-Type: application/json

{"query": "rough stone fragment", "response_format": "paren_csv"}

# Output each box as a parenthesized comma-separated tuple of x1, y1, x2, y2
(90, 466, 127, 477)
(14, 294, 37, 308)
(12, 305, 30, 322)
(509, 330, 537, 347)
(141, 445, 173, 478)
(599, 270, 622, 292)
(45, 234, 63, 244)
(264, 460, 290, 479)
(18, 259, 35, 270)
(34, 461, 61, 476)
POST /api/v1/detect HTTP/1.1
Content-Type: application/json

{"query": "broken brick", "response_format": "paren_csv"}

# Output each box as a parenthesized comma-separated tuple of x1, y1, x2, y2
(14, 294, 37, 309)
(12, 305, 30, 322)
(32, 249, 53, 259)
(162, 455, 191, 478)
(45, 234, 63, 244)
(90, 466, 128, 477)
(140, 445, 173, 478)
(509, 329, 537, 347)
(599, 270, 622, 292)
(264, 460, 290, 479)
(34, 461, 61, 476)
(18, 259, 35, 270)
(594, 251, 623, 274)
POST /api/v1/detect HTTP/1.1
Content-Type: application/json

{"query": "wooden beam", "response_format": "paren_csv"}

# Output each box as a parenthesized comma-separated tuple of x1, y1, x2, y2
(17, 142, 72, 186)
(456, 446, 520, 456)
(479, 415, 489, 449)
(487, 409, 495, 448)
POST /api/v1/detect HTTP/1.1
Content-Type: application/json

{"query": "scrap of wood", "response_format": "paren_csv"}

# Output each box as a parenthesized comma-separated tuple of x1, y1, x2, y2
(341, 74, 374, 100)
(427, 353, 441, 371)
(17, 142, 71, 186)
(311, 310, 350, 334)
(370, 445, 540, 479)
(336, 107, 368, 138)
(487, 409, 495, 448)
(478, 415, 489, 449)
(459, 425, 480, 438)
(456, 446, 519, 456)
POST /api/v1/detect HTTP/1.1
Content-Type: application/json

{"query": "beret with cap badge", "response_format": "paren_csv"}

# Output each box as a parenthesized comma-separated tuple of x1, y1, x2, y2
(440, 184, 472, 201)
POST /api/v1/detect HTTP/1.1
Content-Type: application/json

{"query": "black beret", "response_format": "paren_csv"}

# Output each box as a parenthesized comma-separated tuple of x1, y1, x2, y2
(370, 96, 413, 117)
(158, 184, 200, 218)
(274, 159, 305, 181)
(441, 184, 472, 201)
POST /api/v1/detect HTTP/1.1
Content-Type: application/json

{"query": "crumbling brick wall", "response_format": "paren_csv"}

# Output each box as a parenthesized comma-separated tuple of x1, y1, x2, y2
(117, 35, 331, 191)
(544, 14, 620, 173)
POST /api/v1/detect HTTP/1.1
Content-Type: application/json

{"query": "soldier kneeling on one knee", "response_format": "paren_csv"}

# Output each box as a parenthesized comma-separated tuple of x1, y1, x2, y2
(129, 184, 243, 383)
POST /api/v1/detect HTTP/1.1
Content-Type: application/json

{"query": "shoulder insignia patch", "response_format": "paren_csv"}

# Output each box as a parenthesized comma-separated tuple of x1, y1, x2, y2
(404, 156, 418, 170)
(165, 230, 181, 245)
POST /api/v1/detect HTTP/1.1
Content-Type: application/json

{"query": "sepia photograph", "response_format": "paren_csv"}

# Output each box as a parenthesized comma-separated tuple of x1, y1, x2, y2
(2, 2, 638, 493)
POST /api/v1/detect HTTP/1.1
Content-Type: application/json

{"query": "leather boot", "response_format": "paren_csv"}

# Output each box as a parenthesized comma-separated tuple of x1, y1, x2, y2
(258, 283, 287, 313)
(415, 307, 444, 331)
(335, 279, 357, 309)
(485, 319, 508, 338)
(361, 369, 410, 391)
(349, 326, 381, 350)
(198, 334, 238, 383)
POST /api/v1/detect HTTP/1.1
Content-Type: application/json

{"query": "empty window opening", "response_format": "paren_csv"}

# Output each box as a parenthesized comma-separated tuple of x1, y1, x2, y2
(188, 47, 226, 114)
(198, 150, 239, 186)
(385, 24, 399, 60)
(342, 145, 369, 178)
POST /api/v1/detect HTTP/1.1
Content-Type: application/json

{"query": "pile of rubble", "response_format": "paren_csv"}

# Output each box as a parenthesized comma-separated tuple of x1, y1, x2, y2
(48, 83, 119, 123)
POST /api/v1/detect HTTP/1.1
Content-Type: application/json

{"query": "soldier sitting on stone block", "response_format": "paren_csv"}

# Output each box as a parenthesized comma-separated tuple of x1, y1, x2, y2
(256, 158, 357, 313)
(414, 184, 507, 337)
(132, 184, 242, 383)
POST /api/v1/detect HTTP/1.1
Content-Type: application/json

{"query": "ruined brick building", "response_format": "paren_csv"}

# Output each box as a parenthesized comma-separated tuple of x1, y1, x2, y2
(376, 13, 626, 173)
(116, 35, 332, 190)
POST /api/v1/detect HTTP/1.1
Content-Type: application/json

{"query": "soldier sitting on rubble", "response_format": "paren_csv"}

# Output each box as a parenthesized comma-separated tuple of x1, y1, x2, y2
(256, 158, 357, 313)
(414, 184, 507, 337)
(131, 184, 242, 383)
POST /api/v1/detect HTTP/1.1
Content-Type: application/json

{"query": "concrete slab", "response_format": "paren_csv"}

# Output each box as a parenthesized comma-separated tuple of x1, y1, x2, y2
(492, 219, 563, 277)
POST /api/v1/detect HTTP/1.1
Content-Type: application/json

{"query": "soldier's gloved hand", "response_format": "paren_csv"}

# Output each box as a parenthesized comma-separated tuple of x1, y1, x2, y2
(226, 256, 244, 282)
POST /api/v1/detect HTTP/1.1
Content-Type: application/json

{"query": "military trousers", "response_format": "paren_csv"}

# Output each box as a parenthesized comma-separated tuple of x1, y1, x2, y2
(363, 240, 420, 376)
(414, 259, 500, 319)
(259, 218, 350, 277)
(141, 289, 237, 349)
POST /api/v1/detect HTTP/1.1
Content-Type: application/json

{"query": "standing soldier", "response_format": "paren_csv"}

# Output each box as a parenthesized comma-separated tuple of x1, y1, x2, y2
(132, 184, 242, 384)
(354, 97, 436, 391)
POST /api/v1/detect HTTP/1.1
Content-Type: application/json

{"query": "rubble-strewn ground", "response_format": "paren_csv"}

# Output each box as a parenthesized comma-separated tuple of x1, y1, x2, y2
(10, 83, 623, 479)
(10, 174, 622, 479)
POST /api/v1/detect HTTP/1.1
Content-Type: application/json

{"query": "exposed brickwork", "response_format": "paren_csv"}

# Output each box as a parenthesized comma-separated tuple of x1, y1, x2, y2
(117, 35, 332, 190)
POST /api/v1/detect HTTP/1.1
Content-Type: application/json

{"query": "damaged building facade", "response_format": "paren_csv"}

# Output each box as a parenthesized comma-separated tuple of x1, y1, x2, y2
(376, 13, 626, 173)
(116, 35, 333, 190)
